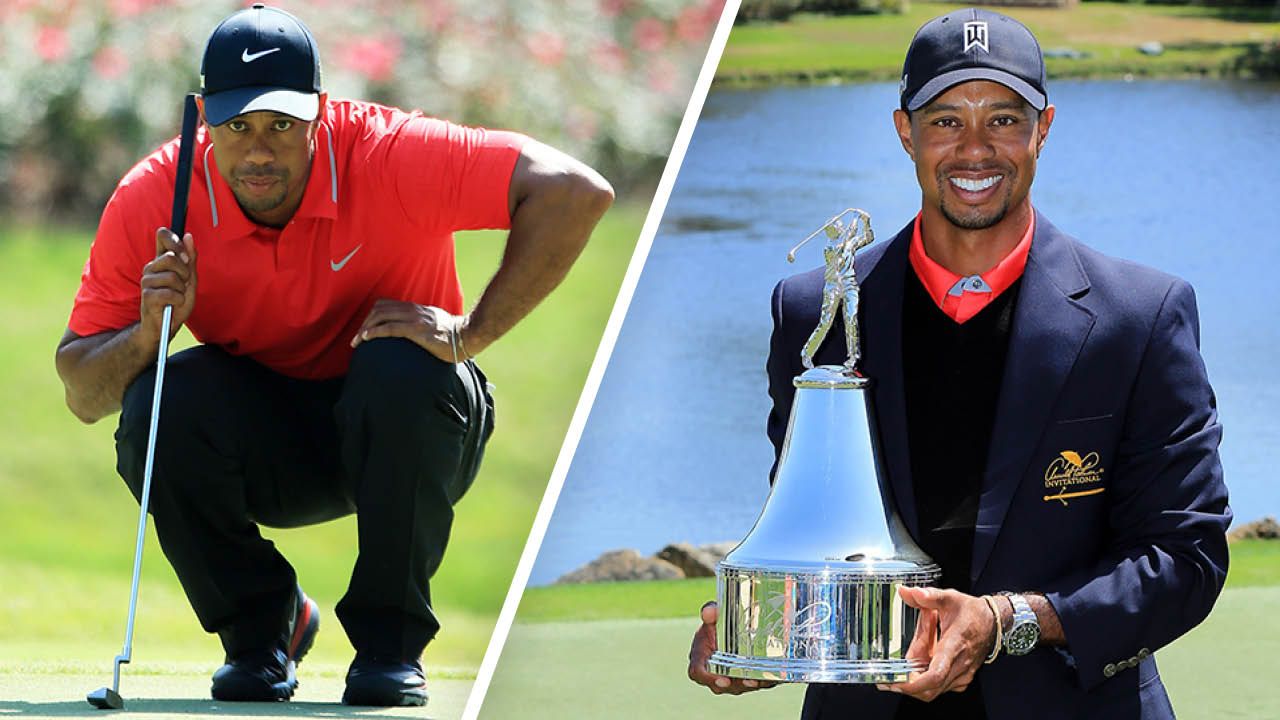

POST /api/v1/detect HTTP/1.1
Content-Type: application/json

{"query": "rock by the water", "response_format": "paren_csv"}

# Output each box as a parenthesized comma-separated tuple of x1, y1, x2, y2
(1138, 41, 1164, 56)
(556, 549, 684, 584)
(1228, 516, 1280, 541)
(655, 541, 739, 578)
(658, 543, 719, 577)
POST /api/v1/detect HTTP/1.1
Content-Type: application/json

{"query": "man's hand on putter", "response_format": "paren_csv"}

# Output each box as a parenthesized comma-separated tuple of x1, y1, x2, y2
(351, 298, 487, 363)
(139, 227, 197, 345)
(876, 586, 996, 702)
(688, 601, 779, 695)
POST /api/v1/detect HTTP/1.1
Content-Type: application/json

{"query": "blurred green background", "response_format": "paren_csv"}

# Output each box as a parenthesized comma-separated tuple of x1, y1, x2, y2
(0, 0, 726, 715)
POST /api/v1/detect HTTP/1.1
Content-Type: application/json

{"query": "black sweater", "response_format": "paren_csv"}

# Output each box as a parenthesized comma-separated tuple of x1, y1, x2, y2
(896, 267, 1021, 720)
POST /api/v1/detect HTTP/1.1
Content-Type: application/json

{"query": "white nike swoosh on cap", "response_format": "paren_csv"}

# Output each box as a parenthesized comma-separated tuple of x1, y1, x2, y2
(242, 47, 281, 63)
(330, 245, 363, 271)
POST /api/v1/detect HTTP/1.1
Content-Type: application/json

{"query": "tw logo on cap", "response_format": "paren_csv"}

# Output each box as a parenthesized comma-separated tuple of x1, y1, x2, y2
(963, 21, 989, 53)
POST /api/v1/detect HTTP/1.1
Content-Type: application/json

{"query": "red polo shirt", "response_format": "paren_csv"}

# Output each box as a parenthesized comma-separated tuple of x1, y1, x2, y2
(907, 211, 1034, 324)
(70, 99, 526, 379)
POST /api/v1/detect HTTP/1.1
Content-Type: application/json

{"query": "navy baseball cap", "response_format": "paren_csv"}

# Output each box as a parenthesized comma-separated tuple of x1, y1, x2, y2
(899, 8, 1046, 112)
(200, 4, 323, 126)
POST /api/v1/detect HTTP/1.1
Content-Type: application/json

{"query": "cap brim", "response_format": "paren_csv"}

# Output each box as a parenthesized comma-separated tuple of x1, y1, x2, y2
(906, 68, 1046, 112)
(203, 87, 319, 126)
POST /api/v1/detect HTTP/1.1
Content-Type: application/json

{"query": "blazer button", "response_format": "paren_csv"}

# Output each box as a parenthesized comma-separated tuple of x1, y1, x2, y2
(1104, 663, 1116, 678)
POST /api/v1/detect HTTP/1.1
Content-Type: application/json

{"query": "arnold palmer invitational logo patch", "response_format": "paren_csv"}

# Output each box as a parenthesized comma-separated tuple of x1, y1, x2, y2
(1043, 450, 1105, 505)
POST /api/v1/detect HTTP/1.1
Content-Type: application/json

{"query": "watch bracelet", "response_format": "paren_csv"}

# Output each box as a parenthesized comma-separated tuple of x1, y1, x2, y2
(999, 591, 1040, 655)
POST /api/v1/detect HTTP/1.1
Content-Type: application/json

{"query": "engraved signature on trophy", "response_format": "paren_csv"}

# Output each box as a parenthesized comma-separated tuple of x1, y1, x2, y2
(787, 208, 875, 372)
(760, 591, 834, 659)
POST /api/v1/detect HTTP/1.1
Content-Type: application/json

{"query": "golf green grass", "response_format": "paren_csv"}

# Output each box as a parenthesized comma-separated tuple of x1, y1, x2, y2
(480, 576, 1280, 719)
(718, 2, 1280, 84)
(0, 200, 645, 716)
(0, 671, 471, 718)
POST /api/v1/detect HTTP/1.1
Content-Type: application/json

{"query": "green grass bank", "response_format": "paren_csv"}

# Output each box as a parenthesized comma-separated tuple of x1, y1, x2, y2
(480, 543, 1280, 719)
(0, 201, 643, 713)
(718, 2, 1280, 85)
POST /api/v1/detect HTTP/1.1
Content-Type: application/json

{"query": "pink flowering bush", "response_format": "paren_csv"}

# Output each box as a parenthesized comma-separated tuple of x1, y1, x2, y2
(0, 0, 725, 221)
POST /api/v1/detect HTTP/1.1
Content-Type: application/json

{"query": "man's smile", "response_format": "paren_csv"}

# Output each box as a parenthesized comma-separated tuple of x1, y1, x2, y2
(949, 174, 1003, 192)
(943, 167, 1010, 207)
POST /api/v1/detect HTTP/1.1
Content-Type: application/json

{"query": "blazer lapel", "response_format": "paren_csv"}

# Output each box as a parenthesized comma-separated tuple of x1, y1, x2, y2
(858, 223, 920, 539)
(971, 212, 1096, 585)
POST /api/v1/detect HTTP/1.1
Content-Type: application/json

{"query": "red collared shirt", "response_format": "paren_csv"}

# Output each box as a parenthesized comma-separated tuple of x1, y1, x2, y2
(70, 99, 526, 379)
(907, 212, 1034, 324)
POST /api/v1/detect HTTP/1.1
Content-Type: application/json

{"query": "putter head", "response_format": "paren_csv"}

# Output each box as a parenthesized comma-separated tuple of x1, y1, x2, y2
(87, 687, 124, 710)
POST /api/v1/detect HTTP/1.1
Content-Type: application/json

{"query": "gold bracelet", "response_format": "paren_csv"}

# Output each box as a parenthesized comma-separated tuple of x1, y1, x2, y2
(982, 595, 1003, 664)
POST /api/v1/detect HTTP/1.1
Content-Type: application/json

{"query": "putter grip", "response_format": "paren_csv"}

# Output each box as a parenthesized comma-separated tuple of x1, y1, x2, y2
(170, 93, 200, 239)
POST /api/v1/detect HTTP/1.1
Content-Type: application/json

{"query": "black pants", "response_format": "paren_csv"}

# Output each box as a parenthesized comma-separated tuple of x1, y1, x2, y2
(114, 339, 493, 661)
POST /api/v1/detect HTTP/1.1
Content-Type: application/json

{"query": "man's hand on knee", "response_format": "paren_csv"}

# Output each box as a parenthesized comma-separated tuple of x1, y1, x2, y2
(351, 298, 484, 363)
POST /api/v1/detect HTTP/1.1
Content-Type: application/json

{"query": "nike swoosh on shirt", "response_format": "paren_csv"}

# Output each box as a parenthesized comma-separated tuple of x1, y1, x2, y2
(242, 47, 282, 63)
(330, 245, 363, 271)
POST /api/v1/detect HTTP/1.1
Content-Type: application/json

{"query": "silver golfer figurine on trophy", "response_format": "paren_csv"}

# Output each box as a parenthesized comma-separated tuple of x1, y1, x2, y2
(790, 208, 875, 373)
(708, 208, 942, 683)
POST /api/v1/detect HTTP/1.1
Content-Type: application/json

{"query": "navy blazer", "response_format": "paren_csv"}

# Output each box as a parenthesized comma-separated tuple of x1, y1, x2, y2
(766, 211, 1230, 719)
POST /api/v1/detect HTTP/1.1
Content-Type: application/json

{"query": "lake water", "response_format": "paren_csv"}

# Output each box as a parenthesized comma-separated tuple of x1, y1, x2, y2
(530, 79, 1280, 585)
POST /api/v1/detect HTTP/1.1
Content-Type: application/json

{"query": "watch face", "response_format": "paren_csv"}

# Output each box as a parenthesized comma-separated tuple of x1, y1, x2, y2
(1006, 622, 1039, 655)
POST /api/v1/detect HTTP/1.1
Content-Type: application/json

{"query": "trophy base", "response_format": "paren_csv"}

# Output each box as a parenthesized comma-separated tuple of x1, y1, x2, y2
(708, 652, 926, 684)
(714, 562, 940, 685)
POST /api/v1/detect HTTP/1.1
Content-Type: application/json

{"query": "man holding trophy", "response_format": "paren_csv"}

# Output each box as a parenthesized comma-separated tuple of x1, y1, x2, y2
(687, 8, 1230, 719)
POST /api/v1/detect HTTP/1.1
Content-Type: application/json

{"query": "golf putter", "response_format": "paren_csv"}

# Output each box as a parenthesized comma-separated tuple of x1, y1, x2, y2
(88, 92, 201, 711)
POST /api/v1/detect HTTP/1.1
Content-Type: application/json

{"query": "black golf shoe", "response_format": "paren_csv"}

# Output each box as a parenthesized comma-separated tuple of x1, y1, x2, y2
(210, 590, 320, 701)
(341, 655, 428, 707)
(210, 646, 296, 701)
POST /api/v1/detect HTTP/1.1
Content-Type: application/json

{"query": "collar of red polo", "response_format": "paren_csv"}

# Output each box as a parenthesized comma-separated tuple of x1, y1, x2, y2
(907, 210, 1034, 324)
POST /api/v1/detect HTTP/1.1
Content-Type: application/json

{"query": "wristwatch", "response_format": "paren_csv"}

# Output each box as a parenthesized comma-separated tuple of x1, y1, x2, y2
(1000, 592, 1041, 656)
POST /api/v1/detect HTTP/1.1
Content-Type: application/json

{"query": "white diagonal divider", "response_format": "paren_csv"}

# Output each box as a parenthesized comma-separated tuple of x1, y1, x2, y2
(460, 3, 744, 718)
